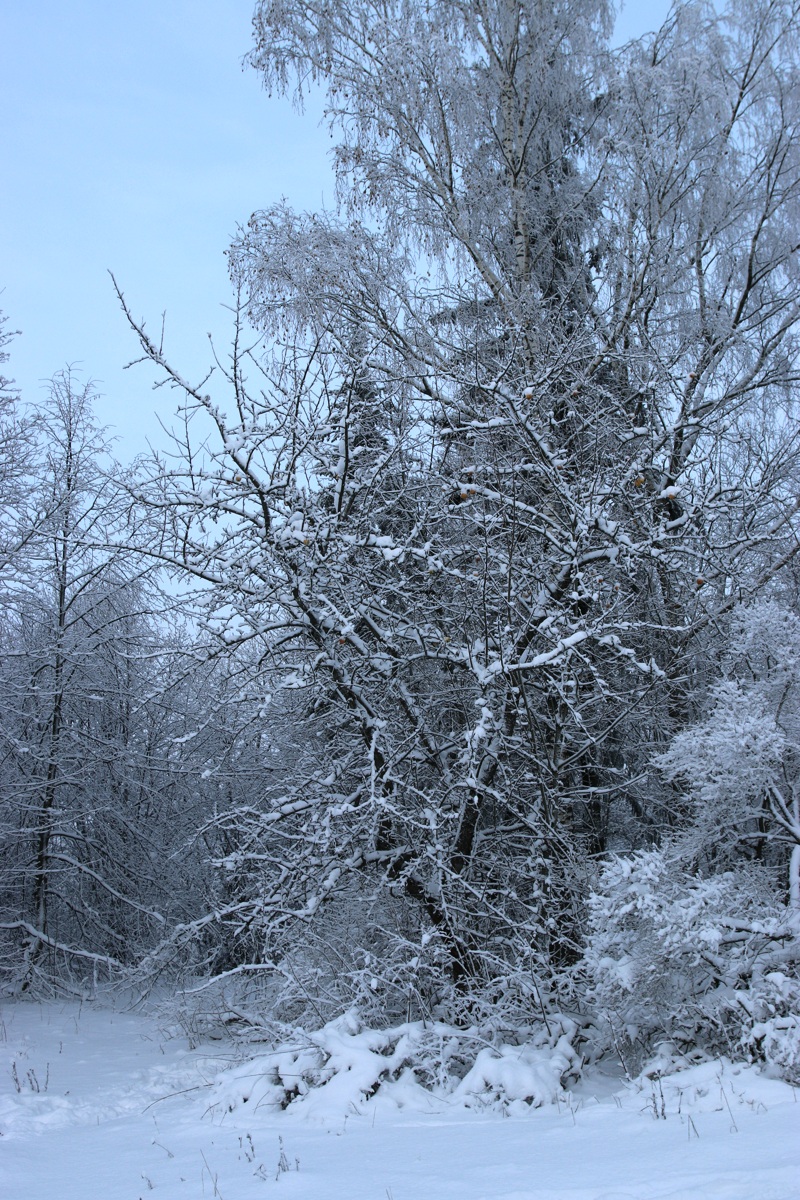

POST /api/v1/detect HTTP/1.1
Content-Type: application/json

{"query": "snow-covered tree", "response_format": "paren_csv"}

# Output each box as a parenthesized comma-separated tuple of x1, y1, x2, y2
(0, 310, 36, 588)
(117, 0, 800, 1026)
(0, 375, 229, 992)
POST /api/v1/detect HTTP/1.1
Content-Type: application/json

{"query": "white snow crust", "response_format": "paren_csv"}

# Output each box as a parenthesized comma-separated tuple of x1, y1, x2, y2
(1, 1001, 799, 1199)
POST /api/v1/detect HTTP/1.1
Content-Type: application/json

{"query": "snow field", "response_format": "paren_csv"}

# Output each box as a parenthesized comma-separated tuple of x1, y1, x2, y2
(1, 1001, 799, 1200)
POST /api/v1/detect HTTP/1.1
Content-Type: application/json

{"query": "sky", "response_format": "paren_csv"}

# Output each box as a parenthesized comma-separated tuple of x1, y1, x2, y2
(1, 1, 671, 460)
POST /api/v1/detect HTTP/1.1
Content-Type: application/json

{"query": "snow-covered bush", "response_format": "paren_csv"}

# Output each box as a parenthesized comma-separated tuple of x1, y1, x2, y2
(656, 604, 800, 899)
(739, 971, 800, 1084)
(582, 604, 800, 1079)
(206, 1009, 582, 1122)
(656, 681, 785, 860)
(583, 849, 800, 1078)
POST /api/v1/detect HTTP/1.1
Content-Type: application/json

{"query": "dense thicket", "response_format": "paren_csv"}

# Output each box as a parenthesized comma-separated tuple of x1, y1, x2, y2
(2, 0, 800, 1081)
(0, 369, 277, 993)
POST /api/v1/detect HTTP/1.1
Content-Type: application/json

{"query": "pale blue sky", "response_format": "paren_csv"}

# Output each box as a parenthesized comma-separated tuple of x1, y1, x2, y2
(1, 1, 670, 457)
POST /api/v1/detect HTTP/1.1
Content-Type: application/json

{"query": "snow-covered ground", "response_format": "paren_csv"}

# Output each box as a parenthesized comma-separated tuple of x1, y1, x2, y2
(1, 1000, 798, 1200)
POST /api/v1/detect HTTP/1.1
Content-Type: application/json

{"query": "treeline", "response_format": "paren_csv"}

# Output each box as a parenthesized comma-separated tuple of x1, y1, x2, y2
(1, 0, 799, 1082)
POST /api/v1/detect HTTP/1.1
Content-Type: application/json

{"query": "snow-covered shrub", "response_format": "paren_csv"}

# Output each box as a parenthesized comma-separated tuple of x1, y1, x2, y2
(166, 901, 462, 1043)
(582, 604, 800, 1079)
(583, 849, 799, 1077)
(655, 679, 790, 877)
(655, 604, 800, 901)
(205, 1009, 582, 1123)
(739, 971, 800, 1084)
(167, 869, 564, 1040)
